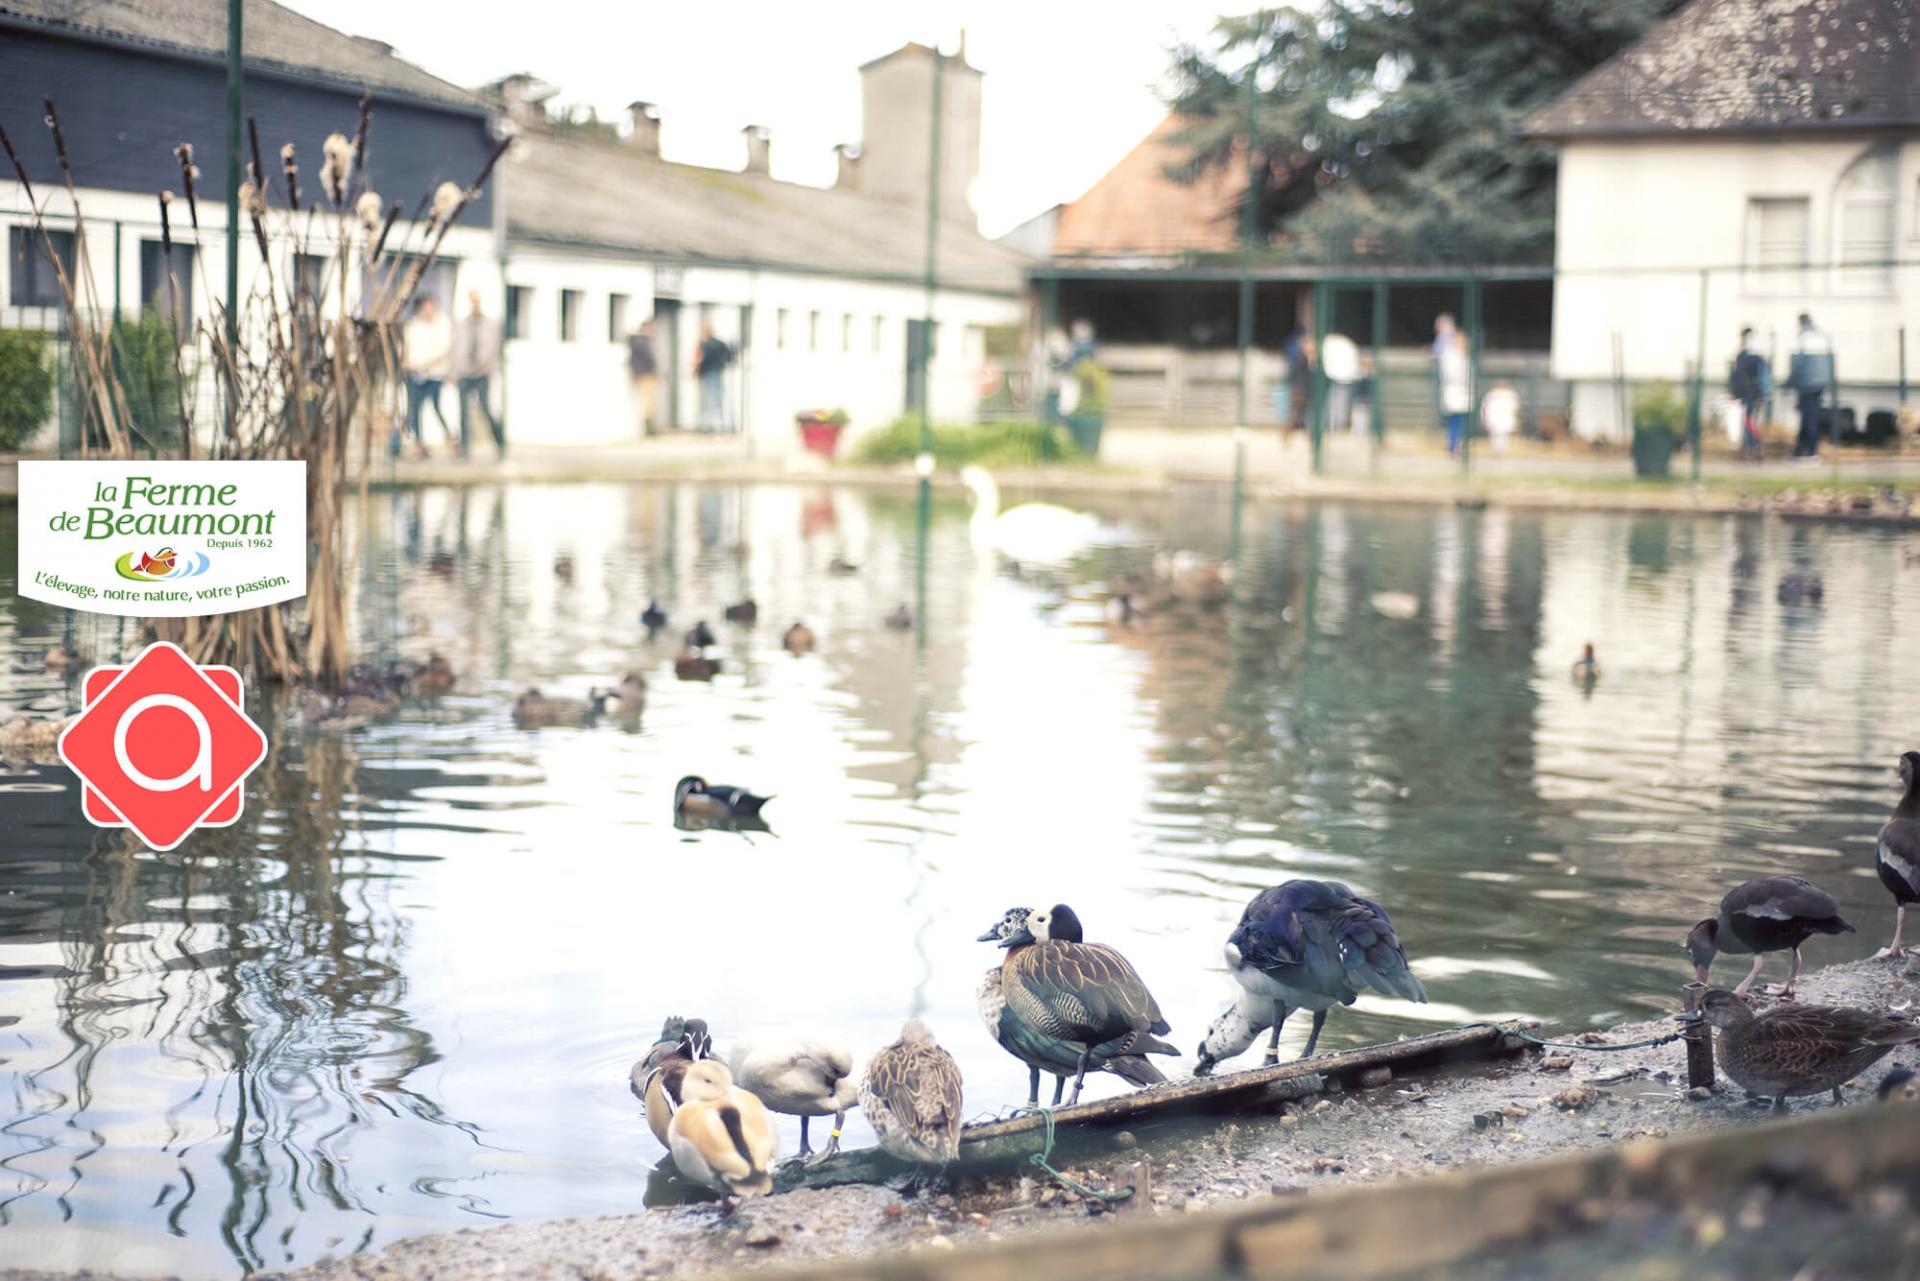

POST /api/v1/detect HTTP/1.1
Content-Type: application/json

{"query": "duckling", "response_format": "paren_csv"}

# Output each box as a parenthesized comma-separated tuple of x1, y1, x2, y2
(641, 600, 669, 633)
(1686, 876, 1856, 999)
(0, 713, 73, 765)
(674, 648, 722, 682)
(976, 907, 1176, 1106)
(1874, 749, 1920, 959)
(996, 904, 1170, 1105)
(511, 688, 600, 728)
(884, 604, 914, 631)
(781, 622, 816, 655)
(1777, 573, 1823, 605)
(685, 620, 717, 650)
(828, 555, 859, 576)
(724, 598, 758, 625)
(411, 652, 456, 695)
(1693, 988, 1920, 1111)
(1196, 879, 1427, 1076)
(630, 1015, 714, 1147)
(859, 1019, 963, 1165)
(1571, 643, 1599, 683)
(667, 1060, 778, 1201)
(674, 775, 771, 820)
(729, 1030, 859, 1161)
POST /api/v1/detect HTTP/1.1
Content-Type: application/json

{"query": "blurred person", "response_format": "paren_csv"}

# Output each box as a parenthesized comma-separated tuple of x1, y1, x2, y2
(629, 318, 660, 435)
(1727, 325, 1771, 460)
(453, 289, 504, 460)
(695, 322, 733, 432)
(1280, 327, 1313, 436)
(1481, 382, 1519, 452)
(400, 293, 454, 458)
(1320, 332, 1360, 432)
(1433, 314, 1471, 454)
(1783, 312, 1834, 460)
(1063, 318, 1098, 370)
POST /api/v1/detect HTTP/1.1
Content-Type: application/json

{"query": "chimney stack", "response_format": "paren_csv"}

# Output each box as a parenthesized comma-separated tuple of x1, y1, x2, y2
(742, 124, 771, 175)
(833, 142, 862, 191)
(627, 101, 660, 156)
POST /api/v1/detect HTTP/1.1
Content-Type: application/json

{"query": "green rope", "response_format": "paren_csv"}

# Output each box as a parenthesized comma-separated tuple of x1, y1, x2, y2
(1015, 1106, 1134, 1203)
(1458, 1022, 1684, 1053)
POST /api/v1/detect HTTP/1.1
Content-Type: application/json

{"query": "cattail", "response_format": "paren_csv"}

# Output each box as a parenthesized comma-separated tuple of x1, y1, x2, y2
(351, 92, 371, 175)
(370, 200, 401, 261)
(355, 190, 383, 230)
(280, 141, 301, 211)
(239, 180, 267, 217)
(321, 132, 352, 207)
(172, 142, 200, 230)
(42, 99, 72, 178)
(247, 116, 265, 191)
(0, 122, 36, 203)
(430, 179, 463, 224)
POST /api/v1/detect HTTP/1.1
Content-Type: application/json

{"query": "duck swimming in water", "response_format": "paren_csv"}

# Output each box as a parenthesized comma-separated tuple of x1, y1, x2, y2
(1874, 750, 1920, 959)
(641, 600, 669, 633)
(674, 648, 722, 682)
(1690, 988, 1920, 1111)
(885, 604, 914, 631)
(1686, 875, 1855, 999)
(667, 1060, 778, 1202)
(511, 688, 602, 728)
(1571, 643, 1599, 683)
(673, 775, 771, 820)
(859, 1019, 963, 1165)
(781, 622, 816, 655)
(724, 599, 758, 625)
(599, 672, 647, 719)
(685, 620, 717, 650)
(409, 652, 456, 695)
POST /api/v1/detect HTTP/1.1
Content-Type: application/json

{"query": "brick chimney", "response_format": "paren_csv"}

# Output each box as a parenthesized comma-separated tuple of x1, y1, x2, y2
(742, 124, 771, 174)
(627, 102, 660, 156)
(833, 142, 861, 191)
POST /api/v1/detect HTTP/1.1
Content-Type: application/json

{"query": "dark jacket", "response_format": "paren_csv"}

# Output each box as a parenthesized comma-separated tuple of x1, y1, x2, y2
(696, 336, 733, 376)
(628, 333, 657, 377)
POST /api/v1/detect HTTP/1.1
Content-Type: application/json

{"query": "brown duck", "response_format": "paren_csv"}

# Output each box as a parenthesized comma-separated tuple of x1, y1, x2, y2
(629, 1015, 714, 1147)
(858, 1019, 963, 1164)
(1695, 988, 1920, 1111)
(674, 648, 721, 682)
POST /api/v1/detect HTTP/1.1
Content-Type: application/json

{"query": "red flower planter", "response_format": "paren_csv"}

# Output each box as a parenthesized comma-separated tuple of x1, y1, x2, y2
(797, 418, 846, 458)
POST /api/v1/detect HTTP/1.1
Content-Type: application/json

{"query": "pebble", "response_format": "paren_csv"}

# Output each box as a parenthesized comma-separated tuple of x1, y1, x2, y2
(1540, 1055, 1575, 1071)
(1114, 1130, 1137, 1149)
(1552, 1084, 1601, 1112)
(882, 1203, 904, 1219)
(743, 1227, 781, 1249)
(1313, 1157, 1345, 1173)
(1687, 1086, 1713, 1102)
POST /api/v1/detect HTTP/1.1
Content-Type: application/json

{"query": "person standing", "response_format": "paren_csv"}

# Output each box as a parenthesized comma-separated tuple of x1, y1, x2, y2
(629, 318, 660, 435)
(453, 290, 505, 460)
(1727, 326, 1771, 460)
(1280, 328, 1313, 437)
(694, 323, 733, 432)
(1433, 313, 1471, 454)
(1783, 312, 1835, 459)
(399, 293, 455, 458)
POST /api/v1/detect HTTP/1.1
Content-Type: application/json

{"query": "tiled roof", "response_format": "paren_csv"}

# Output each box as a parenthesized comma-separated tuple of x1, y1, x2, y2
(0, 0, 488, 112)
(503, 130, 1028, 294)
(1526, 0, 1920, 138)
(1051, 114, 1245, 259)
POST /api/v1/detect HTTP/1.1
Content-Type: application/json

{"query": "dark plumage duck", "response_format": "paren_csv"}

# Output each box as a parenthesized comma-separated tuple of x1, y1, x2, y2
(997, 903, 1170, 1105)
(599, 672, 647, 719)
(428, 549, 455, 577)
(553, 554, 574, 582)
(1686, 876, 1855, 999)
(1874, 750, 1920, 959)
(674, 648, 722, 682)
(685, 620, 717, 650)
(674, 775, 771, 820)
(1694, 988, 1919, 1111)
(629, 1015, 714, 1147)
(410, 652, 456, 695)
(976, 907, 1176, 1106)
(641, 600, 669, 633)
(858, 1019, 963, 1164)
(885, 604, 914, 631)
(1571, 643, 1599, 683)
(781, 622, 816, 655)
(1777, 573, 1823, 605)
(512, 688, 600, 728)
(1196, 880, 1428, 1076)
(724, 598, 758, 625)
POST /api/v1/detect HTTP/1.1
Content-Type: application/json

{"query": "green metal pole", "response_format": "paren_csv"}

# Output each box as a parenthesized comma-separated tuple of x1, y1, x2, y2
(112, 220, 122, 317)
(1461, 278, 1481, 477)
(223, 0, 242, 436)
(919, 42, 943, 439)
(1369, 278, 1387, 466)
(1689, 267, 1707, 483)
(1232, 52, 1258, 562)
(1310, 279, 1328, 474)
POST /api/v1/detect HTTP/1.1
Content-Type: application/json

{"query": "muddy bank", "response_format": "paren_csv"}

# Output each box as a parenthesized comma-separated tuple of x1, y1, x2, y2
(218, 957, 1916, 1281)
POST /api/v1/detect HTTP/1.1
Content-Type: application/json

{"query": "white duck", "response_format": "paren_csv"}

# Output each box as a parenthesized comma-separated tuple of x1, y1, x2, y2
(961, 465, 1099, 568)
(727, 1029, 860, 1162)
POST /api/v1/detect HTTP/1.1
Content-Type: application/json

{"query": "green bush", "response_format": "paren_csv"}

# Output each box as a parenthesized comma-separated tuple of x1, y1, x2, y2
(110, 312, 185, 451)
(1631, 383, 1685, 440)
(0, 328, 54, 451)
(851, 415, 1077, 468)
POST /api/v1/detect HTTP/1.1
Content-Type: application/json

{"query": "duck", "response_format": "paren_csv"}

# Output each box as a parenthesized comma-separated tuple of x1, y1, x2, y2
(1874, 749, 1920, 960)
(1195, 880, 1428, 1076)
(976, 907, 1177, 1106)
(828, 555, 859, 576)
(1777, 573, 1823, 605)
(728, 1030, 859, 1162)
(996, 904, 1170, 1105)
(781, 622, 816, 655)
(600, 672, 648, 719)
(884, 604, 914, 631)
(667, 1060, 779, 1201)
(553, 554, 575, 582)
(1685, 876, 1855, 999)
(410, 652, 456, 695)
(724, 598, 758, 625)
(511, 688, 600, 728)
(1692, 988, 1920, 1111)
(0, 712, 73, 764)
(674, 775, 771, 820)
(1571, 643, 1599, 683)
(858, 1019, 963, 1164)
(674, 648, 722, 682)
(641, 600, 669, 633)
(685, 620, 717, 650)
(428, 549, 455, 577)
(962, 465, 1099, 568)
(629, 1015, 714, 1147)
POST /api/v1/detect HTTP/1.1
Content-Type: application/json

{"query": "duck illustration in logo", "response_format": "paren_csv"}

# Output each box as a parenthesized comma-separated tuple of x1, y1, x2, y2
(114, 546, 212, 582)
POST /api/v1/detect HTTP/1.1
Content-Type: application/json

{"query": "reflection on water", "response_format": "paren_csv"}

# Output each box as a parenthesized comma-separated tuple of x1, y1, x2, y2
(2, 484, 1917, 1276)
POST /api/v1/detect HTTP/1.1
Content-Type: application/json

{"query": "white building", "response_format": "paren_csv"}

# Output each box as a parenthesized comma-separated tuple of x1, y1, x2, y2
(492, 44, 1029, 450)
(1527, 0, 1920, 441)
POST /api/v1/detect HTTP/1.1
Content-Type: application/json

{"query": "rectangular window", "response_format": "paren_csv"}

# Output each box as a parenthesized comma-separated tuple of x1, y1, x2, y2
(559, 288, 582, 342)
(1838, 199, 1894, 293)
(841, 313, 853, 353)
(505, 284, 531, 339)
(293, 252, 328, 308)
(776, 308, 789, 351)
(872, 315, 884, 352)
(1744, 197, 1808, 294)
(8, 226, 75, 307)
(608, 292, 630, 341)
(808, 310, 821, 352)
(139, 239, 195, 332)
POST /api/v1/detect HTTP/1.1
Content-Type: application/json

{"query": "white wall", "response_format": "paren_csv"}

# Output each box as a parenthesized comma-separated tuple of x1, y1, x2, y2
(1550, 132, 1920, 439)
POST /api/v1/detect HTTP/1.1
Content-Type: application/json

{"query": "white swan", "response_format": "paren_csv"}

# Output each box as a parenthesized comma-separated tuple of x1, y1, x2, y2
(960, 465, 1100, 567)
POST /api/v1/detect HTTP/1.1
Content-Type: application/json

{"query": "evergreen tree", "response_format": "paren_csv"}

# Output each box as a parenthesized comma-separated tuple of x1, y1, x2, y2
(1166, 1, 1685, 263)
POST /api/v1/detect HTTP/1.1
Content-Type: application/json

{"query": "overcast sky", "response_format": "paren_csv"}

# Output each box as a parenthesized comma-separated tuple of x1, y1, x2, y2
(283, 0, 1232, 237)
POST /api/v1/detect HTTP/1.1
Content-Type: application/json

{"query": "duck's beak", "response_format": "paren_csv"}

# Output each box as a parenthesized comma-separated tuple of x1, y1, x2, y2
(975, 927, 1001, 942)
(998, 925, 1035, 949)
(1693, 962, 1710, 984)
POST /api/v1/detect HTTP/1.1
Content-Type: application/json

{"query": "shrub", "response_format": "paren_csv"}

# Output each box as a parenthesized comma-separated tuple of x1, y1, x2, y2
(109, 312, 185, 451)
(1631, 383, 1685, 440)
(851, 415, 1077, 468)
(0, 328, 54, 451)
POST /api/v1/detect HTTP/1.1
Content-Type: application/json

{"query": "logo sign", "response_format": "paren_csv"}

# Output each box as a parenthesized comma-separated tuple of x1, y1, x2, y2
(57, 641, 269, 851)
(17, 461, 305, 617)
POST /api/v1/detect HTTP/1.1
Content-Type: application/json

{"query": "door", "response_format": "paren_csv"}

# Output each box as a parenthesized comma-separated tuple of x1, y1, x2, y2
(904, 318, 932, 417)
(655, 298, 682, 430)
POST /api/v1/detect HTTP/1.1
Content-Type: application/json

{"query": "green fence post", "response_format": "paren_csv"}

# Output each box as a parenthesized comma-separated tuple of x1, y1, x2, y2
(1311, 278, 1329, 474)
(1370, 278, 1387, 469)
(1461, 278, 1482, 477)
(1689, 267, 1707, 483)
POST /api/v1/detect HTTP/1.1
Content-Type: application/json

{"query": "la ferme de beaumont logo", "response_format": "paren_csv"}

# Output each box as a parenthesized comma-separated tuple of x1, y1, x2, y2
(18, 461, 307, 619)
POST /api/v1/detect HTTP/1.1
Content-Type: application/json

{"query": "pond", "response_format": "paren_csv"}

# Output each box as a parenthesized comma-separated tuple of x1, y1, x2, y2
(2, 481, 1915, 1277)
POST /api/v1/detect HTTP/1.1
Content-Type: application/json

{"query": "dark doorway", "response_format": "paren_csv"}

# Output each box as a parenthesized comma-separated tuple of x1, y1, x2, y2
(655, 298, 683, 430)
(904, 318, 932, 415)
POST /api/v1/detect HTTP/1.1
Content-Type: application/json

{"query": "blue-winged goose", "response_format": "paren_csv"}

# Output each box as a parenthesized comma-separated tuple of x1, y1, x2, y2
(667, 1059, 779, 1200)
(858, 1019, 963, 1164)
(1685, 876, 1855, 999)
(728, 1029, 859, 1162)
(1195, 880, 1428, 1076)
(1693, 988, 1920, 1111)
(1874, 750, 1920, 959)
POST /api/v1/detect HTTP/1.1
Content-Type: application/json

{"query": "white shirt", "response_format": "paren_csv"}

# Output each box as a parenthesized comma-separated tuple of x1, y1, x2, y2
(403, 311, 455, 379)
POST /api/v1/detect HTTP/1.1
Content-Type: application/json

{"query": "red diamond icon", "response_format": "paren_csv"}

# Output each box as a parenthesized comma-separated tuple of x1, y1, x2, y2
(57, 641, 269, 852)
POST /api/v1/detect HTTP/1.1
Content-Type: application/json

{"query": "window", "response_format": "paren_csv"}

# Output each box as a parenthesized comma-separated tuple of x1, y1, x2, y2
(139, 239, 195, 332)
(8, 226, 75, 307)
(559, 288, 582, 342)
(841, 313, 853, 353)
(872, 315, 884, 352)
(1744, 197, 1808, 294)
(776, 308, 789, 350)
(807, 310, 820, 352)
(608, 292, 630, 341)
(1835, 146, 1895, 292)
(505, 284, 531, 339)
(293, 252, 328, 308)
